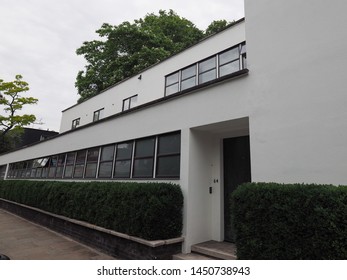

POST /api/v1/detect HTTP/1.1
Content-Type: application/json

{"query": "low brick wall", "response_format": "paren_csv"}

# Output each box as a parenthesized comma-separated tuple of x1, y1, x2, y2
(0, 198, 183, 259)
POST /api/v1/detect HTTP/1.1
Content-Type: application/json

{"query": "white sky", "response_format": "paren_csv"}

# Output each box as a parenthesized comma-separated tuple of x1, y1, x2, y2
(0, 0, 244, 131)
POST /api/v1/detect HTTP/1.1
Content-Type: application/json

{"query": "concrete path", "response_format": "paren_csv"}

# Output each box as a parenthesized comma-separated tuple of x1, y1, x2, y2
(0, 209, 115, 260)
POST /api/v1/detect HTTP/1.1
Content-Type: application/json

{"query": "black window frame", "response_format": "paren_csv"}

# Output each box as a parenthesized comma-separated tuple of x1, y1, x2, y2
(114, 141, 133, 178)
(85, 147, 100, 178)
(132, 137, 156, 178)
(98, 144, 115, 178)
(122, 95, 138, 111)
(165, 71, 180, 96)
(156, 132, 181, 178)
(63, 152, 76, 178)
(93, 108, 104, 122)
(71, 118, 80, 130)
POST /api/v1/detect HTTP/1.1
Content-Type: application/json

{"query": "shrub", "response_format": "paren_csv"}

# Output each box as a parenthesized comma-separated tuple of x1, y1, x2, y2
(231, 182, 347, 259)
(0, 180, 183, 240)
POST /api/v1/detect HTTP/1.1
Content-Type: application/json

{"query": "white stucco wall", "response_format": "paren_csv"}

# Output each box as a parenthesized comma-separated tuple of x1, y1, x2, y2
(245, 0, 347, 185)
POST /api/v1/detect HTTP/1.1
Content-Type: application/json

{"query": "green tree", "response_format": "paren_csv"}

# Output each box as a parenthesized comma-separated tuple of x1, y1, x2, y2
(75, 10, 205, 102)
(0, 75, 38, 152)
(205, 20, 232, 36)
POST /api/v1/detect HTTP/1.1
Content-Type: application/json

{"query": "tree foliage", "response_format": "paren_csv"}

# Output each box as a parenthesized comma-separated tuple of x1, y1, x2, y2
(76, 10, 230, 102)
(0, 75, 38, 152)
(205, 20, 232, 36)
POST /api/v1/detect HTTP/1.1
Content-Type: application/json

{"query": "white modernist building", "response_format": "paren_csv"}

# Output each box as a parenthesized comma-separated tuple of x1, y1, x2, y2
(1, 0, 347, 252)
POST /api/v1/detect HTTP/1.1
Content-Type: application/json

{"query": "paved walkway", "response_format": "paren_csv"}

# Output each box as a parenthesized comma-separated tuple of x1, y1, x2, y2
(0, 209, 115, 260)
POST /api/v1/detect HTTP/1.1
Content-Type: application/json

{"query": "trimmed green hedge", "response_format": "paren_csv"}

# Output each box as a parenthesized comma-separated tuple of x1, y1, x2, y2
(0, 180, 183, 240)
(231, 182, 347, 259)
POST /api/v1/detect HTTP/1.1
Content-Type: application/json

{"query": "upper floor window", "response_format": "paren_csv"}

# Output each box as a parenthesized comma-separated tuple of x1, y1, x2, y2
(181, 65, 196, 91)
(122, 95, 138, 111)
(165, 72, 179, 95)
(165, 42, 246, 96)
(71, 118, 80, 130)
(199, 56, 217, 84)
(93, 108, 104, 122)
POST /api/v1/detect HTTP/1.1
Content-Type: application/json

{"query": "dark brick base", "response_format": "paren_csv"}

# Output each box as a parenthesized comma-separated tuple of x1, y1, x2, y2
(0, 198, 183, 259)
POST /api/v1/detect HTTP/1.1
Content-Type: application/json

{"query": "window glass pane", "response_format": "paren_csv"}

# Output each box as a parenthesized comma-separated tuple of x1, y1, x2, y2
(41, 158, 49, 167)
(48, 167, 56, 178)
(85, 163, 97, 178)
(181, 77, 196, 90)
(36, 168, 42, 178)
(25, 169, 31, 178)
(165, 83, 179, 95)
(158, 133, 181, 155)
(123, 99, 130, 111)
(57, 154, 66, 166)
(50, 156, 58, 167)
(133, 158, 154, 178)
(116, 142, 133, 160)
(93, 111, 99, 122)
(156, 155, 180, 177)
(166, 72, 179, 86)
(87, 148, 99, 162)
(76, 150, 86, 164)
(220, 60, 240, 77)
(64, 166, 73, 178)
(99, 162, 113, 178)
(199, 69, 216, 84)
(74, 165, 84, 178)
(56, 166, 63, 178)
(135, 138, 155, 158)
(199, 57, 216, 73)
(130, 95, 138, 108)
(66, 153, 75, 165)
(114, 160, 131, 178)
(101, 145, 115, 161)
(42, 168, 48, 178)
(219, 47, 239, 65)
(182, 65, 196, 80)
(31, 169, 37, 178)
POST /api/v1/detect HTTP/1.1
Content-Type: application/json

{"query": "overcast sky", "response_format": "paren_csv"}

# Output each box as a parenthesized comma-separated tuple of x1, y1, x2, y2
(0, 0, 244, 132)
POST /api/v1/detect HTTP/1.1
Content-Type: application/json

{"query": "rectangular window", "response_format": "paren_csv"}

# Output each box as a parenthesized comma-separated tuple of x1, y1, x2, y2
(64, 152, 76, 178)
(199, 56, 217, 84)
(85, 148, 99, 178)
(73, 150, 86, 178)
(219, 46, 241, 77)
(156, 132, 181, 178)
(93, 108, 104, 122)
(114, 142, 133, 178)
(40, 158, 49, 178)
(165, 71, 179, 96)
(122, 95, 138, 111)
(98, 145, 115, 178)
(181, 65, 196, 91)
(133, 137, 155, 178)
(0, 165, 6, 180)
(163, 42, 246, 97)
(56, 154, 66, 178)
(48, 156, 58, 178)
(72, 118, 80, 130)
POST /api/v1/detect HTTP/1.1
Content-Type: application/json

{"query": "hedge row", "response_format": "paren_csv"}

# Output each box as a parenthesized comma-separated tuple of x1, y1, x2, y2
(231, 182, 347, 259)
(0, 180, 183, 240)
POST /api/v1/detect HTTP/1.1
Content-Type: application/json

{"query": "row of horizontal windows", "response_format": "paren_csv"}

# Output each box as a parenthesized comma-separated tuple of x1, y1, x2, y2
(165, 42, 246, 96)
(7, 132, 181, 180)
